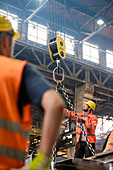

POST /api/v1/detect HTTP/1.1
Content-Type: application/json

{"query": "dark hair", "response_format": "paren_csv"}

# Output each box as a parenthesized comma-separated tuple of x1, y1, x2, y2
(87, 105, 93, 112)
(0, 31, 13, 45)
(6, 31, 14, 45)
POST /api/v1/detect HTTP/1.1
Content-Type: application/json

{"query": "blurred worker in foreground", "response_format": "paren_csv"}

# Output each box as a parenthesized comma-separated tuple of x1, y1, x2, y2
(64, 100, 98, 158)
(103, 131, 113, 152)
(0, 14, 64, 170)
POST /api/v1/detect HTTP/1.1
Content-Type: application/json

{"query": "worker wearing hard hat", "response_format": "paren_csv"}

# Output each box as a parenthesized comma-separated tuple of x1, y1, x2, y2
(0, 14, 64, 170)
(63, 100, 98, 158)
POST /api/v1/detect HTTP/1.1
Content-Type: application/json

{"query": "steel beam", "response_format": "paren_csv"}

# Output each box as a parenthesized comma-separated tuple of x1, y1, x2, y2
(80, 0, 113, 30)
(80, 19, 113, 44)
(14, 40, 113, 96)
(31, 48, 43, 67)
(24, 0, 49, 23)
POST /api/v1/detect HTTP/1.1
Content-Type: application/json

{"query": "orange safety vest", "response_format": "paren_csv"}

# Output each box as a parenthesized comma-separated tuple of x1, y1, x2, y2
(104, 132, 113, 152)
(0, 55, 32, 170)
(63, 108, 98, 143)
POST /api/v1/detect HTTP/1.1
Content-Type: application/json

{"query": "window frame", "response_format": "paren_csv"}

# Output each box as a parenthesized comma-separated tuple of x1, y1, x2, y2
(28, 20, 47, 46)
(83, 41, 99, 64)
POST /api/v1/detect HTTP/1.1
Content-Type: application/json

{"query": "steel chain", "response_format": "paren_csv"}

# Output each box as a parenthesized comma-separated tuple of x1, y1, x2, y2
(58, 84, 77, 115)
(51, 83, 58, 170)
(52, 59, 95, 168)
(51, 143, 57, 170)
(82, 126, 95, 155)
(59, 83, 95, 156)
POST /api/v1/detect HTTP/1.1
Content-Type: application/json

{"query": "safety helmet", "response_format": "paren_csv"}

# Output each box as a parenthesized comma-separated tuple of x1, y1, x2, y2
(0, 14, 20, 39)
(84, 100, 96, 111)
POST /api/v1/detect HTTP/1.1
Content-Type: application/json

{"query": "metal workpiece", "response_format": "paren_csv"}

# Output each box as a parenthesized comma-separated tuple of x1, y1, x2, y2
(55, 151, 113, 170)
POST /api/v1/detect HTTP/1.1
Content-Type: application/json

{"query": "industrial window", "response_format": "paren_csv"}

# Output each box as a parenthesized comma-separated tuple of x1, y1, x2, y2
(96, 116, 113, 134)
(28, 21, 47, 45)
(95, 116, 113, 146)
(0, 9, 19, 32)
(106, 50, 113, 68)
(83, 42, 99, 64)
(57, 32, 75, 55)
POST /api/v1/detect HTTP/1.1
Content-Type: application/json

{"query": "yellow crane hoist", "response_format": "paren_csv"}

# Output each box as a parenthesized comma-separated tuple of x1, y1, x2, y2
(48, 36, 66, 62)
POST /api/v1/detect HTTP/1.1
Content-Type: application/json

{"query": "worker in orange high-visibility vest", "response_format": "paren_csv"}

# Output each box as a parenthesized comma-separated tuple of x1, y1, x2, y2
(103, 131, 113, 152)
(64, 100, 98, 158)
(0, 14, 64, 170)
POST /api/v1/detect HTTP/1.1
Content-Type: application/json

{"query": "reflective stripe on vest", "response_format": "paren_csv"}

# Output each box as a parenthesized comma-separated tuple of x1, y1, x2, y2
(76, 132, 81, 135)
(107, 142, 113, 146)
(104, 150, 113, 152)
(87, 123, 92, 130)
(0, 146, 26, 162)
(0, 118, 29, 140)
(87, 134, 95, 136)
(76, 125, 82, 129)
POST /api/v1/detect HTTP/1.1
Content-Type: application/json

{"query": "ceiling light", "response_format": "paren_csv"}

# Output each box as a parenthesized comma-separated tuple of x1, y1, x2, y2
(97, 18, 104, 25)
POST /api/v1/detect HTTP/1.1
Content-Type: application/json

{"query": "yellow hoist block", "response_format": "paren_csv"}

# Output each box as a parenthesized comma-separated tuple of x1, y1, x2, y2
(48, 36, 66, 62)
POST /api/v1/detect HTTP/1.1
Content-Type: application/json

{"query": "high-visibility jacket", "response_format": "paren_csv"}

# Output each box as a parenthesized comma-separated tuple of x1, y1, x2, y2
(63, 108, 98, 143)
(0, 55, 32, 170)
(104, 131, 113, 152)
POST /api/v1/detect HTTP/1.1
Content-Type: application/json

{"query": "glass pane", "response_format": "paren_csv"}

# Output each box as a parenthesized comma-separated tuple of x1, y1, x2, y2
(91, 48, 98, 58)
(66, 48, 74, 55)
(38, 24, 47, 45)
(83, 42, 99, 63)
(83, 54, 90, 60)
(106, 50, 113, 68)
(8, 14, 18, 31)
(65, 37, 74, 55)
(91, 57, 99, 63)
(83, 43, 90, 56)
(28, 23, 38, 42)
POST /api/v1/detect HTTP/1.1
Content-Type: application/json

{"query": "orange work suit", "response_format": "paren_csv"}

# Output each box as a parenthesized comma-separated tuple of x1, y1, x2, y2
(104, 131, 113, 152)
(63, 108, 98, 143)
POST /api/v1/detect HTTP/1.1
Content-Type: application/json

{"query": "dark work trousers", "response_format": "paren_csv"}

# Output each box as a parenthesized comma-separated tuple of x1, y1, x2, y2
(74, 141, 95, 158)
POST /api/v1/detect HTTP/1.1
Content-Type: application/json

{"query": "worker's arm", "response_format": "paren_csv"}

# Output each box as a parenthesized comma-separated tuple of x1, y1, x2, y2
(85, 115, 98, 131)
(29, 90, 64, 170)
(13, 91, 64, 169)
(39, 89, 64, 156)
(23, 65, 64, 155)
(63, 108, 77, 120)
(20, 65, 64, 170)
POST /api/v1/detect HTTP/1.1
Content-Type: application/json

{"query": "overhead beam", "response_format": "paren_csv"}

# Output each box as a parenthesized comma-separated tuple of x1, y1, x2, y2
(80, 0, 113, 30)
(91, 69, 100, 84)
(0, 1, 23, 11)
(31, 48, 43, 67)
(14, 40, 113, 93)
(24, 0, 49, 23)
(13, 46, 26, 58)
(62, 60, 73, 76)
(79, 19, 113, 44)
(25, 0, 33, 8)
(102, 75, 111, 86)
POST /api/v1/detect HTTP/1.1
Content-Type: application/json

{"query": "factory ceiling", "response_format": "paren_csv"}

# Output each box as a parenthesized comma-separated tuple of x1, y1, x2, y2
(1, 0, 113, 43)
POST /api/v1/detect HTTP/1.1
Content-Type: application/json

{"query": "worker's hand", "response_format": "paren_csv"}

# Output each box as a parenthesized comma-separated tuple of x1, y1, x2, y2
(10, 152, 51, 170)
(78, 118, 85, 123)
(28, 151, 51, 170)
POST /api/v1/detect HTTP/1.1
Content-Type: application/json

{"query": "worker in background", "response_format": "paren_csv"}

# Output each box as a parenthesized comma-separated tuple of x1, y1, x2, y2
(103, 131, 113, 152)
(63, 100, 98, 158)
(0, 14, 64, 170)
